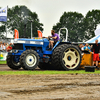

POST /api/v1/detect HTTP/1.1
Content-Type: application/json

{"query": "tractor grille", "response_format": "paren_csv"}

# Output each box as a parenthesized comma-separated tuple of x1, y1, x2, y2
(13, 44, 23, 50)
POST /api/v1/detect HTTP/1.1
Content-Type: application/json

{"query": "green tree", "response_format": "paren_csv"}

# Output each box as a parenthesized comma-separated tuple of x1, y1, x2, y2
(84, 10, 100, 40)
(0, 24, 6, 39)
(53, 12, 85, 42)
(0, 5, 43, 38)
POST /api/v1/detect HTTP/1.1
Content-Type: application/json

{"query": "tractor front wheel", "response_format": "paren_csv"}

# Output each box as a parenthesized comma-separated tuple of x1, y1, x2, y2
(20, 50, 39, 70)
(7, 55, 21, 70)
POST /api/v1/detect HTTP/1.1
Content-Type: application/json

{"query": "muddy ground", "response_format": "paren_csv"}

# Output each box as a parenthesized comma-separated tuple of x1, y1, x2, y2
(0, 65, 100, 100)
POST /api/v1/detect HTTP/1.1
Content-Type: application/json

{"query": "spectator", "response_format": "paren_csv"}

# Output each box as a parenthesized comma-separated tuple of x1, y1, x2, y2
(2, 43, 6, 52)
(81, 44, 85, 51)
(6, 43, 9, 48)
(0, 42, 14, 52)
(84, 43, 91, 52)
(78, 44, 84, 51)
(7, 43, 12, 52)
(92, 39, 100, 69)
(0, 42, 3, 51)
(10, 43, 14, 48)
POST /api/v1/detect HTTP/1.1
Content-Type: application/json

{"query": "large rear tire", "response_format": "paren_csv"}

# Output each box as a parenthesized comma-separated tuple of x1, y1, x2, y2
(7, 55, 21, 70)
(52, 44, 82, 70)
(20, 50, 39, 70)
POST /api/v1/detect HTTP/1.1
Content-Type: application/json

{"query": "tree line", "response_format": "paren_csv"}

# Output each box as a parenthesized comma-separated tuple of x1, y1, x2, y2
(0, 5, 43, 39)
(53, 10, 100, 42)
(0, 5, 100, 42)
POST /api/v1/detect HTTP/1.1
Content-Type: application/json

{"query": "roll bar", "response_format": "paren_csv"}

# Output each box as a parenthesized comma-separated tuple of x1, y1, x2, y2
(58, 27, 68, 42)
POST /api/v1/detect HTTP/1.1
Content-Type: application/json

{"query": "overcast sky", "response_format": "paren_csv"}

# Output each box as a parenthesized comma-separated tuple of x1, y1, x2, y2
(1, 0, 100, 36)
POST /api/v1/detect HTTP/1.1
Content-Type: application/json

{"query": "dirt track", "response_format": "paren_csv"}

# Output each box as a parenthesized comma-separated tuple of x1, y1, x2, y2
(0, 64, 24, 71)
(0, 65, 100, 100)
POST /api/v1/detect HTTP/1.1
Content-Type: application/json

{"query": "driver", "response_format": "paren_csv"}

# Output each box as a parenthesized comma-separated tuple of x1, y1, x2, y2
(48, 30, 60, 49)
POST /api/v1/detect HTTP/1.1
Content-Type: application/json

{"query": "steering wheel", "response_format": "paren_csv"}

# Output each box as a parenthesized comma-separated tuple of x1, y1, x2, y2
(48, 36, 54, 41)
(42, 36, 53, 41)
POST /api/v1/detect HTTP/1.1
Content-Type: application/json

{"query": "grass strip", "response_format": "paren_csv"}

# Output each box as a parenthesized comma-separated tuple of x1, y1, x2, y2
(0, 70, 100, 75)
(0, 61, 6, 64)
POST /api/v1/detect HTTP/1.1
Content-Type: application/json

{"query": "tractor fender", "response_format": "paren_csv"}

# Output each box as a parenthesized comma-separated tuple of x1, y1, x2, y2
(52, 41, 60, 50)
(52, 41, 71, 50)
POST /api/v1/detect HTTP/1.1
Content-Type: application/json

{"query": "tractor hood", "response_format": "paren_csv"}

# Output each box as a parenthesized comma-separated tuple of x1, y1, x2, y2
(14, 38, 49, 45)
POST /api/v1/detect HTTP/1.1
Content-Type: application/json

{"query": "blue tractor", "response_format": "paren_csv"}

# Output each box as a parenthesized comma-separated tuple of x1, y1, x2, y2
(7, 28, 82, 70)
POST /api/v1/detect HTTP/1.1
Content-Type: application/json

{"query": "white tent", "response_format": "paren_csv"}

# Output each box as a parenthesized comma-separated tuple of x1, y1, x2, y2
(86, 24, 100, 43)
(86, 35, 100, 43)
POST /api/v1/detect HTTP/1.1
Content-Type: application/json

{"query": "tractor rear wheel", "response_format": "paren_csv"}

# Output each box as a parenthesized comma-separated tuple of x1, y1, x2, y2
(20, 50, 39, 70)
(52, 44, 82, 70)
(7, 55, 21, 70)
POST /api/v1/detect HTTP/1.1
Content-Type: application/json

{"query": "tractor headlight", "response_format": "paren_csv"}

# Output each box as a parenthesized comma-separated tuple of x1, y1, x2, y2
(10, 50, 18, 53)
(14, 39, 18, 43)
(15, 50, 18, 53)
